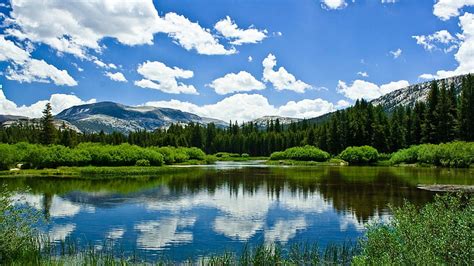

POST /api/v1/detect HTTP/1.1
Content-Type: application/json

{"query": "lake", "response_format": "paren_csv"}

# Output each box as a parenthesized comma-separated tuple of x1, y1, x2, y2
(2, 163, 473, 261)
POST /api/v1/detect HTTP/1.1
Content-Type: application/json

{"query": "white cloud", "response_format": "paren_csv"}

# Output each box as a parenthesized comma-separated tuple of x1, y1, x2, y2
(381, 0, 398, 3)
(357, 71, 369, 77)
(6, 59, 78, 86)
(144, 93, 339, 122)
(135, 61, 198, 95)
(337, 79, 409, 100)
(214, 16, 267, 45)
(207, 71, 265, 95)
(93, 59, 117, 69)
(321, 0, 347, 9)
(0, 35, 30, 63)
(390, 48, 402, 58)
(413, 30, 459, 52)
(0, 89, 96, 118)
(6, 0, 235, 58)
(262, 54, 312, 93)
(157, 13, 235, 55)
(7, 0, 161, 58)
(105, 72, 127, 82)
(336, 99, 351, 108)
(433, 0, 474, 20)
(0, 35, 77, 86)
(278, 98, 336, 118)
(419, 73, 437, 80)
(418, 13, 474, 79)
(379, 80, 411, 95)
(248, 56, 253, 62)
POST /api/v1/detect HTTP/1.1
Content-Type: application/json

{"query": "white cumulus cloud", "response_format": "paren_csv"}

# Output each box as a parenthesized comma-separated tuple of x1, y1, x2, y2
(6, 0, 236, 58)
(433, 0, 474, 20)
(0, 89, 96, 118)
(0, 35, 77, 86)
(413, 30, 459, 52)
(144, 93, 340, 122)
(207, 71, 265, 95)
(390, 48, 402, 59)
(157, 13, 235, 55)
(105, 72, 127, 82)
(357, 71, 369, 77)
(418, 13, 474, 79)
(135, 61, 198, 95)
(214, 16, 267, 45)
(262, 54, 312, 93)
(321, 0, 347, 9)
(337, 79, 409, 100)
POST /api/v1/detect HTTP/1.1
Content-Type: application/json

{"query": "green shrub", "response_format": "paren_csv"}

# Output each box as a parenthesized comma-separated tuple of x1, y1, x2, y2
(0, 144, 18, 170)
(269, 151, 286, 160)
(0, 185, 41, 262)
(354, 194, 473, 265)
(389, 146, 420, 165)
(135, 159, 151, 166)
(389, 142, 474, 168)
(184, 147, 206, 160)
(241, 153, 250, 158)
(270, 146, 330, 162)
(338, 146, 379, 165)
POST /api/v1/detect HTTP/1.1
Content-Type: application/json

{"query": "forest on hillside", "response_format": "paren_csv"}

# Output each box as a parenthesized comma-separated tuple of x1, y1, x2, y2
(1, 74, 473, 156)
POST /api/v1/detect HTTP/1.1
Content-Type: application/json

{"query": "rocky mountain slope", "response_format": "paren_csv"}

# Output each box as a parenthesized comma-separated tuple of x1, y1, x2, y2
(1, 117, 81, 132)
(250, 116, 302, 128)
(371, 74, 466, 112)
(54, 101, 227, 133)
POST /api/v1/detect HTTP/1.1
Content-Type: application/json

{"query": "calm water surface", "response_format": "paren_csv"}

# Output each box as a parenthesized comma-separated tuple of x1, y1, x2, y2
(2, 163, 473, 261)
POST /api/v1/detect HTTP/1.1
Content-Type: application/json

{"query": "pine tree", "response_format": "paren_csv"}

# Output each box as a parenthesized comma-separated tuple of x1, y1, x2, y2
(422, 81, 440, 143)
(40, 103, 56, 145)
(436, 83, 451, 143)
(306, 127, 316, 146)
(459, 74, 474, 141)
(447, 83, 458, 140)
(411, 101, 426, 145)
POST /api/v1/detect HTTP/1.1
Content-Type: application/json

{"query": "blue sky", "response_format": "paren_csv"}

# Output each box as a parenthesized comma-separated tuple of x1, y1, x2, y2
(0, 0, 473, 121)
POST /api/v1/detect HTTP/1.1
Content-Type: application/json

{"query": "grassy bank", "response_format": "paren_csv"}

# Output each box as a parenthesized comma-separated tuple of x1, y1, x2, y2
(0, 166, 194, 179)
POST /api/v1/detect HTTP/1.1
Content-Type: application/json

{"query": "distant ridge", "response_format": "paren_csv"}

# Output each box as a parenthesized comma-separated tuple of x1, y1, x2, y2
(371, 74, 466, 112)
(306, 74, 468, 124)
(54, 101, 227, 133)
(250, 116, 302, 128)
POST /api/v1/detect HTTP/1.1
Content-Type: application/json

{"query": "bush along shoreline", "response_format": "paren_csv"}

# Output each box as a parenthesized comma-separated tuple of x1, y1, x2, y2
(269, 142, 473, 168)
(0, 141, 473, 171)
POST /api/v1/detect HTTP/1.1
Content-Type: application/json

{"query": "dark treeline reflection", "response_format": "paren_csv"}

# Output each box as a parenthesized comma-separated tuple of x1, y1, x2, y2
(2, 166, 472, 222)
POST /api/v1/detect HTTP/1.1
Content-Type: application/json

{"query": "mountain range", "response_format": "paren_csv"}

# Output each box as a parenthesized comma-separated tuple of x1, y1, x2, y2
(54, 102, 227, 133)
(0, 74, 468, 133)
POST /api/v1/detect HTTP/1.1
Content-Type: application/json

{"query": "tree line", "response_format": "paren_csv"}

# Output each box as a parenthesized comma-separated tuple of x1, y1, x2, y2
(1, 74, 473, 156)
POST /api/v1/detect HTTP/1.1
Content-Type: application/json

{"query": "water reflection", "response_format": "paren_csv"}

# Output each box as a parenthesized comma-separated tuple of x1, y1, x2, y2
(134, 217, 196, 250)
(3, 165, 472, 261)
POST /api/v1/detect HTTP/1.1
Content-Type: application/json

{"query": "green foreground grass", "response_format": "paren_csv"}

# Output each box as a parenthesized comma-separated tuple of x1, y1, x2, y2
(1, 188, 472, 265)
